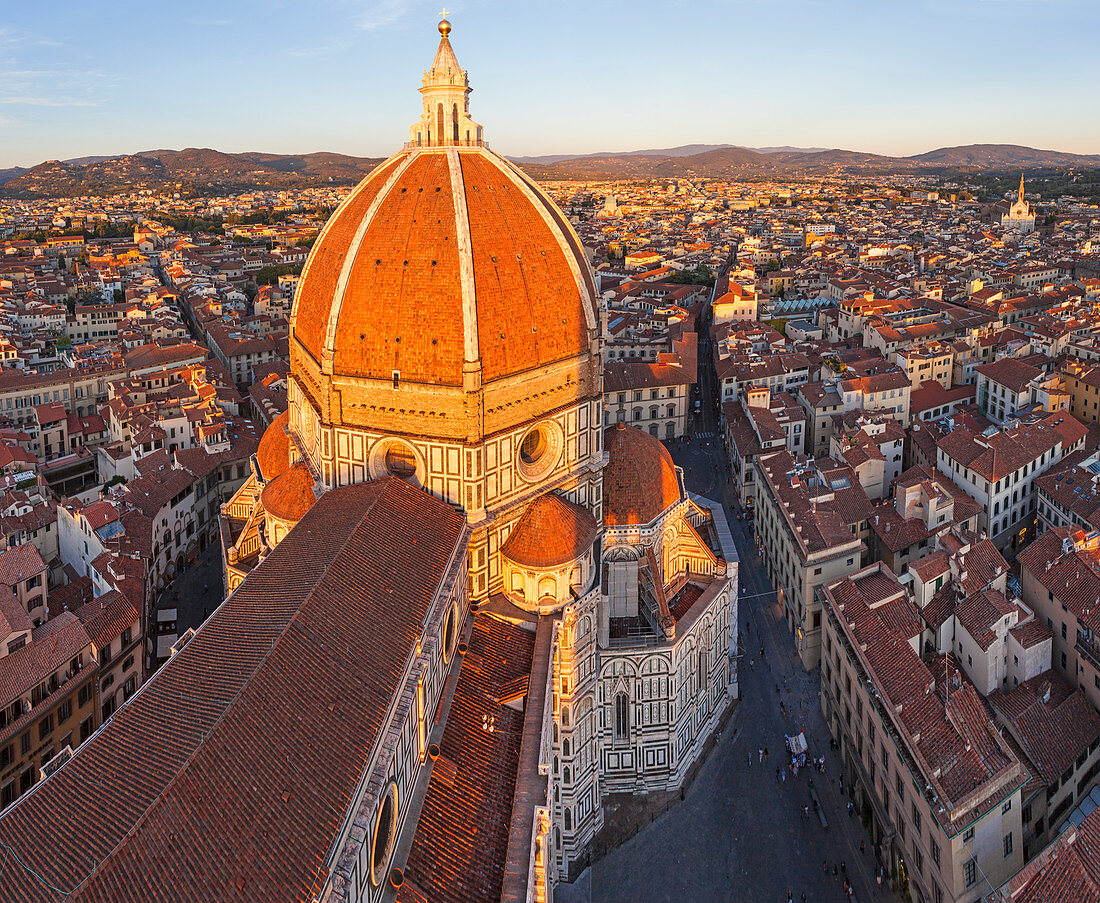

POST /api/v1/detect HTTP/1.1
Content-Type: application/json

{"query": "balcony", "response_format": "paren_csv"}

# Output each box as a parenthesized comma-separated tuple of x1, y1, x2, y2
(1077, 631, 1100, 673)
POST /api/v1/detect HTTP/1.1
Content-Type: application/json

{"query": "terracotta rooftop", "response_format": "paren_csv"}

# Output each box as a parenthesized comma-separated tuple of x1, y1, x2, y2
(260, 460, 316, 523)
(256, 409, 291, 482)
(398, 615, 536, 903)
(0, 478, 467, 903)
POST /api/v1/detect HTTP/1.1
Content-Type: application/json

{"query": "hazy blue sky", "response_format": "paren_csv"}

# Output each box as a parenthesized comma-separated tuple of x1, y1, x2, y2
(2, 0, 1098, 167)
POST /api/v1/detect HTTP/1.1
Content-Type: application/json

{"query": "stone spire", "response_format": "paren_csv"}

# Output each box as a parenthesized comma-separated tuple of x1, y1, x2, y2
(408, 17, 485, 148)
(1018, 173, 1025, 205)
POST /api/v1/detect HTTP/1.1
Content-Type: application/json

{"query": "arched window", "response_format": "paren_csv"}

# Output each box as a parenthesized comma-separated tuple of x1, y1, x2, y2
(562, 738, 570, 757)
(563, 766, 571, 784)
(436, 103, 445, 146)
(538, 575, 556, 598)
(452, 103, 459, 143)
(614, 692, 629, 741)
(650, 406, 658, 420)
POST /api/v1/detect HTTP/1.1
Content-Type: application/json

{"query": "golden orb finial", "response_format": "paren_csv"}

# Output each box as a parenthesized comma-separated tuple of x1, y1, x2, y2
(438, 9, 451, 36)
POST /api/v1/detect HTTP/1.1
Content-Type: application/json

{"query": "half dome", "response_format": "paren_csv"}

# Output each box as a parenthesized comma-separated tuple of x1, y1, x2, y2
(501, 493, 598, 569)
(603, 423, 681, 526)
(256, 411, 291, 482)
(261, 461, 317, 524)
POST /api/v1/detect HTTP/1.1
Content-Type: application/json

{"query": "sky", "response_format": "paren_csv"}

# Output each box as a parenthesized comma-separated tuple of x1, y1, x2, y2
(2, 0, 1099, 168)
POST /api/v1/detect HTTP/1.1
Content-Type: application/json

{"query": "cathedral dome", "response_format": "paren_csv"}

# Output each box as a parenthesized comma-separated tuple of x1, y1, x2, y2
(256, 411, 291, 482)
(291, 147, 597, 386)
(603, 423, 681, 526)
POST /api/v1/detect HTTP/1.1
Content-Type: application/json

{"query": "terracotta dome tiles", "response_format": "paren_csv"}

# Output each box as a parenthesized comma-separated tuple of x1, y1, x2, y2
(293, 153, 406, 363)
(261, 461, 317, 523)
(459, 153, 589, 382)
(335, 151, 465, 384)
(256, 410, 291, 482)
(603, 423, 681, 527)
(290, 147, 595, 388)
(501, 493, 598, 569)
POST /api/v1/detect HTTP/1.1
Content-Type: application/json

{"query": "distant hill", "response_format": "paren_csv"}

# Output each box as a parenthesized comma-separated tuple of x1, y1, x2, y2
(905, 143, 1100, 167)
(513, 144, 830, 165)
(1, 148, 385, 198)
(0, 167, 26, 186)
(514, 142, 1100, 182)
(4, 142, 1099, 198)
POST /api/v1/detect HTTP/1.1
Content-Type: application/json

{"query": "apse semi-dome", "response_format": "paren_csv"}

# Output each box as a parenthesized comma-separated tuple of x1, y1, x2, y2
(256, 410, 291, 482)
(603, 423, 682, 527)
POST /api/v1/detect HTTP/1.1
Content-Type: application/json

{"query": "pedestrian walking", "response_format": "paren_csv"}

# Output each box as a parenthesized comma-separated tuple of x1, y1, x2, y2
(781, 768, 786, 782)
(749, 658, 755, 670)
(841, 861, 846, 876)
(822, 860, 828, 875)
(759, 748, 764, 763)
(776, 766, 781, 783)
(832, 864, 838, 878)
(764, 747, 769, 761)
(860, 839, 865, 854)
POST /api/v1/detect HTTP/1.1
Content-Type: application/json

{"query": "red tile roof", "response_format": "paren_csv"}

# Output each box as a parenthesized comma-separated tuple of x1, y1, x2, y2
(256, 409, 291, 482)
(259, 461, 316, 523)
(75, 590, 139, 651)
(0, 541, 46, 588)
(989, 671, 1100, 785)
(1003, 805, 1100, 903)
(397, 615, 535, 903)
(0, 478, 467, 903)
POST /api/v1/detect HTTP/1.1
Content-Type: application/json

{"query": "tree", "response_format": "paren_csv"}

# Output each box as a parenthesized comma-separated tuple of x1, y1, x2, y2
(669, 264, 713, 286)
(254, 263, 303, 286)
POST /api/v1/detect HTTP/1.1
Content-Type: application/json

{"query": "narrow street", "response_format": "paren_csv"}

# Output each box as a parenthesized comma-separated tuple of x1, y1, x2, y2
(560, 330, 900, 903)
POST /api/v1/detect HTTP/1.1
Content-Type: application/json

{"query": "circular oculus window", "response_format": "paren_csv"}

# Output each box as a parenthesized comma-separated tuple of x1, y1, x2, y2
(370, 781, 399, 887)
(516, 421, 563, 482)
(443, 602, 458, 663)
(384, 444, 418, 479)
